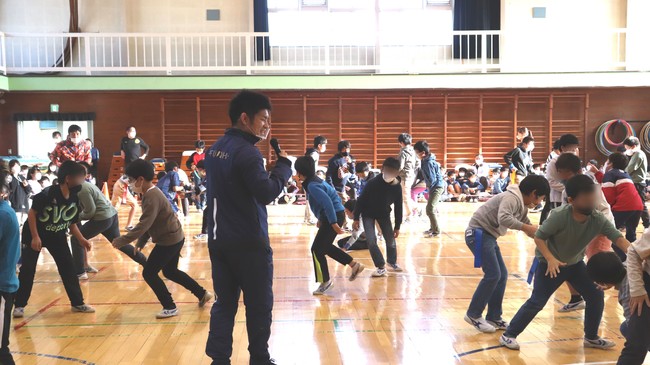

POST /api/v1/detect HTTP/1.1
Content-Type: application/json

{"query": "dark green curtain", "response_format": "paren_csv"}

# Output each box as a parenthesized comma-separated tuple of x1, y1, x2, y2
(254, 0, 271, 61)
(453, 0, 500, 59)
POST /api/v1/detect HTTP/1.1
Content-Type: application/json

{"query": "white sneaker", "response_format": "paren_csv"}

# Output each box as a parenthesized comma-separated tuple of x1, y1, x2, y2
(584, 337, 616, 349)
(85, 266, 99, 273)
(371, 268, 388, 277)
(193, 233, 207, 240)
(199, 291, 214, 308)
(500, 334, 520, 350)
(464, 315, 496, 333)
(13, 307, 24, 318)
(387, 263, 403, 272)
(349, 262, 365, 281)
(77, 272, 89, 280)
(71, 304, 96, 313)
(558, 300, 585, 313)
(156, 308, 179, 319)
(312, 280, 333, 295)
(486, 319, 509, 331)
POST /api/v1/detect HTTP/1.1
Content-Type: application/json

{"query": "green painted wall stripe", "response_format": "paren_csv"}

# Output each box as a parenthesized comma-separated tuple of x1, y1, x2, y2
(0, 76, 8, 91)
(4, 72, 650, 92)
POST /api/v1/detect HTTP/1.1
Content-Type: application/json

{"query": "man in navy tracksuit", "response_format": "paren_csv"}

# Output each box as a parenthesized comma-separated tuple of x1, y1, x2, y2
(205, 91, 292, 365)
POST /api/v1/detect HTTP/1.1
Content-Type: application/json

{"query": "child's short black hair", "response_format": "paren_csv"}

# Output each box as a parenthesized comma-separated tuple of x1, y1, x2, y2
(0, 163, 10, 197)
(356, 161, 370, 172)
(558, 134, 580, 151)
(624, 136, 640, 147)
(555, 153, 582, 173)
(58, 161, 86, 184)
(165, 161, 179, 172)
(608, 152, 629, 170)
(447, 170, 456, 177)
(398, 133, 412, 145)
(522, 136, 534, 145)
(500, 166, 509, 172)
(125, 159, 156, 181)
(587, 251, 627, 285)
(52, 131, 62, 139)
(27, 166, 40, 179)
(68, 124, 82, 134)
(533, 163, 541, 170)
(344, 199, 356, 212)
(337, 140, 351, 152)
(195, 140, 205, 149)
(78, 161, 92, 174)
(39, 176, 50, 183)
(313, 136, 327, 148)
(565, 174, 595, 199)
(466, 171, 476, 178)
(382, 157, 400, 171)
(458, 167, 468, 174)
(519, 175, 550, 197)
(8, 159, 20, 169)
(196, 160, 205, 170)
(552, 139, 561, 151)
(414, 141, 429, 154)
(157, 171, 167, 180)
(295, 156, 316, 178)
(228, 90, 272, 126)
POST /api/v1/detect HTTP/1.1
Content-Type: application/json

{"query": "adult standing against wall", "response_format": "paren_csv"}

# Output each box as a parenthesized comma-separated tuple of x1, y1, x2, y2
(121, 126, 150, 165)
(50, 125, 92, 166)
(397, 133, 419, 222)
(205, 91, 292, 365)
(624, 137, 650, 229)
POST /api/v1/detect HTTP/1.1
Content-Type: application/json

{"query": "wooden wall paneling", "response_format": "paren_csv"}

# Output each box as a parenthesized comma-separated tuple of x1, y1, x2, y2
(161, 97, 166, 159)
(198, 98, 231, 147)
(305, 97, 340, 162)
(481, 96, 516, 164)
(376, 97, 410, 164)
(302, 96, 308, 156)
(479, 95, 484, 154)
(411, 96, 445, 165)
(374, 96, 378, 166)
(551, 94, 586, 160)
(196, 97, 201, 139)
(444, 95, 448, 167)
(446, 95, 480, 165)
(340, 97, 375, 167)
(517, 96, 550, 164)
(548, 94, 554, 159)
(267, 97, 304, 163)
(162, 98, 198, 162)
(584, 93, 590, 160)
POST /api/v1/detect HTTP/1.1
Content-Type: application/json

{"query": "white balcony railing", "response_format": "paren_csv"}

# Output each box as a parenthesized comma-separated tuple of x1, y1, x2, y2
(0, 29, 634, 76)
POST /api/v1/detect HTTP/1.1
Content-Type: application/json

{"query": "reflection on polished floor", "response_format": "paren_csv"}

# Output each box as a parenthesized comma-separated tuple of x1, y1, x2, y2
(9, 203, 647, 365)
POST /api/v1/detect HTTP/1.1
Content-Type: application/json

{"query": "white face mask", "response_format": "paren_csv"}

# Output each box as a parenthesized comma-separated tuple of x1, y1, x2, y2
(35, 173, 42, 181)
(625, 149, 635, 156)
(70, 137, 81, 144)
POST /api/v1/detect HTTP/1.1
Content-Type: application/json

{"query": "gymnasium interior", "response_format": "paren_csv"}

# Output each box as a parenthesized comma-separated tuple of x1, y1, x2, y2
(1, 0, 650, 364)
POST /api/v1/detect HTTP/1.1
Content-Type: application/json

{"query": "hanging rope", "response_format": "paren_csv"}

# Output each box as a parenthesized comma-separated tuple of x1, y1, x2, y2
(595, 119, 635, 156)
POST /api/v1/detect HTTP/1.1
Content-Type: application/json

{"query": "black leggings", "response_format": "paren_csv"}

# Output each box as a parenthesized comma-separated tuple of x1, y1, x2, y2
(311, 211, 353, 283)
(0, 291, 16, 365)
(143, 239, 206, 309)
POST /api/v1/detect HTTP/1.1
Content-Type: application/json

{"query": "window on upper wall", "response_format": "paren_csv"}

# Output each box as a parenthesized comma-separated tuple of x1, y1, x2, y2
(268, 0, 453, 46)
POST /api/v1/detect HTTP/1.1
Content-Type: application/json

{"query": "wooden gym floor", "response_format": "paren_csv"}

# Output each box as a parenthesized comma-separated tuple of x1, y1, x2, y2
(8, 202, 649, 365)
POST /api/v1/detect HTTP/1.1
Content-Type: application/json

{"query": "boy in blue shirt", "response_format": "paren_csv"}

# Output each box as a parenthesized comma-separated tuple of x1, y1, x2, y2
(156, 161, 183, 213)
(0, 163, 20, 365)
(492, 167, 510, 195)
(295, 156, 365, 295)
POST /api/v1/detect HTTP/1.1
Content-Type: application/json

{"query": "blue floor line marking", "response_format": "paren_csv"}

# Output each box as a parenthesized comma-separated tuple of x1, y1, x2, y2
(10, 351, 95, 364)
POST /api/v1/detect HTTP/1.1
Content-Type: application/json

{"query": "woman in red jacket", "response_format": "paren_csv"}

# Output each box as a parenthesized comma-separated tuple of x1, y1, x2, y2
(602, 152, 644, 261)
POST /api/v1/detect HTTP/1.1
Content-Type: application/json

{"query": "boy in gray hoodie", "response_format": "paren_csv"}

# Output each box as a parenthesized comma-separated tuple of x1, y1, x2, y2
(464, 175, 549, 333)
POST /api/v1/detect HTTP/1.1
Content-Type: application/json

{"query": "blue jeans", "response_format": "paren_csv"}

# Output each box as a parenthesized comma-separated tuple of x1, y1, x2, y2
(465, 229, 507, 321)
(617, 272, 650, 365)
(363, 216, 396, 269)
(504, 261, 604, 340)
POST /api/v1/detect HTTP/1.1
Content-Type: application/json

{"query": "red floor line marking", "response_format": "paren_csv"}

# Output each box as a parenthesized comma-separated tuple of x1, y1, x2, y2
(14, 297, 61, 330)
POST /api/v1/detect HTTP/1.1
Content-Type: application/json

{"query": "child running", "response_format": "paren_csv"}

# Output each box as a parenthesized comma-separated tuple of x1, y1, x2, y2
(353, 157, 404, 277)
(464, 175, 548, 333)
(500, 174, 631, 351)
(112, 159, 213, 318)
(295, 156, 365, 295)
